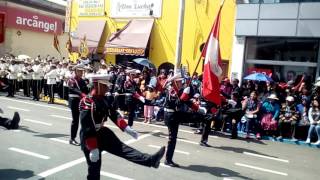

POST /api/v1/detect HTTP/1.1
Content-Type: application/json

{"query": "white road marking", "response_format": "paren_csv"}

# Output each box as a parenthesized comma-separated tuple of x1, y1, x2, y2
(37, 130, 159, 178)
(38, 157, 86, 177)
(24, 119, 52, 126)
(134, 121, 218, 138)
(8, 106, 30, 112)
(50, 138, 69, 144)
(106, 124, 118, 129)
(148, 145, 190, 155)
(223, 178, 234, 180)
(125, 130, 160, 144)
(243, 152, 289, 163)
(9, 147, 50, 160)
(11, 130, 21, 132)
(50, 115, 72, 120)
(100, 171, 134, 180)
(235, 163, 288, 176)
(159, 135, 199, 145)
(160, 163, 171, 168)
(0, 97, 69, 111)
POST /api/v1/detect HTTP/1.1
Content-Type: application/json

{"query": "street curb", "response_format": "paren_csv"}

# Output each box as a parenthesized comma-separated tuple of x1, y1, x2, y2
(41, 96, 67, 106)
(236, 131, 320, 149)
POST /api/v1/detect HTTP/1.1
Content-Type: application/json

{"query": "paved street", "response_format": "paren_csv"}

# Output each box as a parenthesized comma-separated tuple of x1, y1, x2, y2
(0, 96, 319, 180)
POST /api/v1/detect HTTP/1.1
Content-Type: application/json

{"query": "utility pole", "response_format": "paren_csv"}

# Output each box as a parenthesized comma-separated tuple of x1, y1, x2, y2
(174, 0, 185, 74)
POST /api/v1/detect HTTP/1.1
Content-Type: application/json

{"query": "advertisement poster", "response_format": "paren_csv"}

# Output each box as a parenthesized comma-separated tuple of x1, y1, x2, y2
(78, 0, 105, 17)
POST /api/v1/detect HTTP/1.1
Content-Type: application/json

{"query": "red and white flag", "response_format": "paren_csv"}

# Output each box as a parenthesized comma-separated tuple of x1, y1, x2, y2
(201, 7, 223, 105)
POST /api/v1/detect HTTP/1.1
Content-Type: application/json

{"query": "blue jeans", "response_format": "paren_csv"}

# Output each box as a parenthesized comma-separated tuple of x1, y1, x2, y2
(307, 124, 320, 140)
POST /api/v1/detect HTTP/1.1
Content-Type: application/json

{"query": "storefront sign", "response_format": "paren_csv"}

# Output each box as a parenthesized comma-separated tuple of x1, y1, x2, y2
(106, 47, 145, 56)
(78, 0, 105, 17)
(0, 6, 63, 34)
(0, 13, 4, 43)
(110, 0, 162, 18)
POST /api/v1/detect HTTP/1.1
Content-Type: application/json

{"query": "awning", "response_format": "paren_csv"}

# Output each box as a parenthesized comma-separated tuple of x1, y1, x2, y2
(105, 19, 154, 56)
(71, 20, 106, 50)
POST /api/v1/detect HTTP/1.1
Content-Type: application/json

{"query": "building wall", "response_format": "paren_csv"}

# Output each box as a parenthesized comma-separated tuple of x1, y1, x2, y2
(1, 28, 68, 58)
(232, 2, 320, 82)
(70, 0, 236, 74)
(0, 1, 68, 58)
(236, 2, 320, 37)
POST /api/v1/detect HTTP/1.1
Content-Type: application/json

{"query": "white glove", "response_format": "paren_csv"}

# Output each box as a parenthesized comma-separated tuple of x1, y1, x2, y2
(124, 126, 139, 139)
(198, 107, 207, 115)
(89, 148, 100, 163)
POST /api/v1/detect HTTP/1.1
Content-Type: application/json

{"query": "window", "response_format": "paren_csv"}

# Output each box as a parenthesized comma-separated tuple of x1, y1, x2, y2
(246, 37, 319, 62)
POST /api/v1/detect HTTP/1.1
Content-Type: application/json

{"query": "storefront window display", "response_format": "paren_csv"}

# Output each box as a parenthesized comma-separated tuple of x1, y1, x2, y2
(244, 37, 320, 82)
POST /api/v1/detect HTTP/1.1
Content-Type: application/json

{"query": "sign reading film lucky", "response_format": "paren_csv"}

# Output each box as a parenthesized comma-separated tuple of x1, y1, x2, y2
(106, 47, 145, 56)
(110, 0, 162, 18)
(78, 0, 105, 17)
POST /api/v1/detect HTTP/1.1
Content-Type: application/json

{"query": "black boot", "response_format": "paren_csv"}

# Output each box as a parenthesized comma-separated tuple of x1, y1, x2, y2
(164, 160, 180, 167)
(69, 139, 80, 146)
(10, 112, 20, 129)
(151, 146, 165, 168)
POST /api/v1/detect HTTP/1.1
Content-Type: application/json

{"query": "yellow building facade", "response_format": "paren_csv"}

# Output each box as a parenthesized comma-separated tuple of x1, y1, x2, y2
(69, 0, 235, 75)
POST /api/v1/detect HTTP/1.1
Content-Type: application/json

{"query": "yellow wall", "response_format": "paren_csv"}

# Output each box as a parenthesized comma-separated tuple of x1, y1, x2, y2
(70, 0, 236, 74)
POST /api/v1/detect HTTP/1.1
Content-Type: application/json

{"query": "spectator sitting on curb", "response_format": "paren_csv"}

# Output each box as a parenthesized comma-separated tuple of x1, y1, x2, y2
(278, 96, 299, 141)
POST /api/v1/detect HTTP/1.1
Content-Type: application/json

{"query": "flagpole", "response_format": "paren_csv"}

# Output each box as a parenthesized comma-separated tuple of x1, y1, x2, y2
(192, 0, 225, 75)
(174, 0, 185, 74)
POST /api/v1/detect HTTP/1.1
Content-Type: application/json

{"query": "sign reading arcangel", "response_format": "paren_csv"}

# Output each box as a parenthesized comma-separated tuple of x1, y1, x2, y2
(110, 0, 162, 18)
(0, 6, 63, 35)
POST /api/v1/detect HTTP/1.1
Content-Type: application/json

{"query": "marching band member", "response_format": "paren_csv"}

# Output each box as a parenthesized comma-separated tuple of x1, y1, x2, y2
(67, 64, 89, 146)
(45, 64, 58, 104)
(7, 59, 19, 97)
(32, 60, 44, 101)
(79, 74, 165, 180)
(22, 61, 32, 97)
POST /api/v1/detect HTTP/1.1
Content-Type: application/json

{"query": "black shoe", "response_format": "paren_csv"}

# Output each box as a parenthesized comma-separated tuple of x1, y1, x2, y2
(11, 112, 20, 129)
(151, 146, 165, 168)
(230, 136, 238, 139)
(69, 139, 80, 146)
(199, 141, 211, 147)
(164, 160, 180, 167)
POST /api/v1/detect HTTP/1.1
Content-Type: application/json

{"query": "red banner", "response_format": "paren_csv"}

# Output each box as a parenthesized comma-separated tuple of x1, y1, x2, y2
(247, 67, 272, 76)
(0, 6, 63, 35)
(0, 13, 4, 43)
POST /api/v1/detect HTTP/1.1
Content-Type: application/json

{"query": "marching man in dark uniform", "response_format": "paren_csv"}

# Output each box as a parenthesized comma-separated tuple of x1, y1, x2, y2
(67, 64, 89, 145)
(163, 75, 215, 167)
(124, 70, 139, 127)
(79, 75, 165, 180)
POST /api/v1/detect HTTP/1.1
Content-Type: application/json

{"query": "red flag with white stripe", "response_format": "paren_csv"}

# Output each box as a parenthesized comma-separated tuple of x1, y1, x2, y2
(201, 7, 223, 105)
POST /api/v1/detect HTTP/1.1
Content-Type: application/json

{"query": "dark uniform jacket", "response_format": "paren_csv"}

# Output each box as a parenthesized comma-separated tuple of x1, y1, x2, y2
(79, 95, 128, 151)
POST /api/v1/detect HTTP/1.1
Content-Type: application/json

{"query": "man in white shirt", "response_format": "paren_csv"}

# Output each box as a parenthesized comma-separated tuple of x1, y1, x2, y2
(7, 60, 20, 97)
(32, 60, 44, 101)
(22, 61, 32, 97)
(45, 64, 58, 104)
(56, 63, 65, 99)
